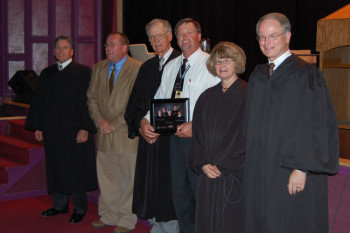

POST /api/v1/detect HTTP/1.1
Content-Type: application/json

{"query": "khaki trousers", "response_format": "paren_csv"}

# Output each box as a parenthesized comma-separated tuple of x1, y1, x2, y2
(96, 150, 137, 229)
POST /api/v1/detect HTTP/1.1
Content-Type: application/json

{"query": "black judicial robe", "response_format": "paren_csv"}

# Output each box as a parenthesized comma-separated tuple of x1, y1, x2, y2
(25, 62, 97, 194)
(124, 49, 181, 221)
(189, 79, 247, 233)
(244, 55, 339, 233)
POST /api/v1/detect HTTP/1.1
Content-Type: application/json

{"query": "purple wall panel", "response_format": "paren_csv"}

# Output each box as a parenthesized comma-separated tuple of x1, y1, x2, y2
(56, 0, 72, 37)
(1, 0, 101, 98)
(32, 43, 49, 75)
(78, 43, 95, 68)
(8, 0, 25, 54)
(78, 0, 95, 37)
(32, 0, 48, 36)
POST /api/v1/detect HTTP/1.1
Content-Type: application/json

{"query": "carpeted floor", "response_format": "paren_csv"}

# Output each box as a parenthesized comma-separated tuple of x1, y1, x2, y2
(0, 195, 151, 233)
(328, 166, 350, 233)
(1, 166, 349, 233)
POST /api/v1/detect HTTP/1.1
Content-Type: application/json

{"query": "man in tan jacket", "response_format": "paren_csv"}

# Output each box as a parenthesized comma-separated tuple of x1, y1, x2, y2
(87, 32, 142, 233)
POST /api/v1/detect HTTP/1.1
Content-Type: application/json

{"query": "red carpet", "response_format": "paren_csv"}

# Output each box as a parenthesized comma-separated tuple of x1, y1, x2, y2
(0, 195, 151, 233)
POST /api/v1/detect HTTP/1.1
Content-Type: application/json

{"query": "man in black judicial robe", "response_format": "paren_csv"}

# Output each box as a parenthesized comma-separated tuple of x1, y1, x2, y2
(244, 13, 339, 233)
(25, 36, 97, 224)
(124, 19, 180, 232)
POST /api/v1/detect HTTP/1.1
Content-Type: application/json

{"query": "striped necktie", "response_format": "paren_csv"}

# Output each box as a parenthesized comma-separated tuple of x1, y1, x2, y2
(159, 57, 165, 71)
(269, 63, 275, 76)
(109, 64, 116, 94)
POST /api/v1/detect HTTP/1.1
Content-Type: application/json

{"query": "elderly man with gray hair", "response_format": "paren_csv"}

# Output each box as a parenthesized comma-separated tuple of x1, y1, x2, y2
(125, 18, 181, 233)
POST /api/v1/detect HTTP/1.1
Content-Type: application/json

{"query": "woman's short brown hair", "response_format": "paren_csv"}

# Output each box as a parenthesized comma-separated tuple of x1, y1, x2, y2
(206, 41, 246, 76)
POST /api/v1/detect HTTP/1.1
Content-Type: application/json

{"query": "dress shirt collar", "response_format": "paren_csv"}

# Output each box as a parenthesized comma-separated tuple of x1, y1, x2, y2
(181, 47, 202, 66)
(160, 47, 173, 62)
(268, 50, 292, 70)
(57, 58, 72, 70)
(109, 55, 127, 71)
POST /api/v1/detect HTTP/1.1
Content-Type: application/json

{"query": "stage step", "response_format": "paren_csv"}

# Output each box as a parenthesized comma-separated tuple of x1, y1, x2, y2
(0, 157, 23, 184)
(0, 134, 43, 184)
(0, 135, 41, 164)
(8, 119, 41, 145)
(0, 118, 46, 200)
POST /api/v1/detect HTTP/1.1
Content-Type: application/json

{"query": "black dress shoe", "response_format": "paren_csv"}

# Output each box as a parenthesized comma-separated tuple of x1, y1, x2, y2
(42, 208, 69, 217)
(69, 212, 85, 223)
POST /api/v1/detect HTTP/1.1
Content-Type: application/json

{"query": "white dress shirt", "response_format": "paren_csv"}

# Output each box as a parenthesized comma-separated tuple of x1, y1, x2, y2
(161, 47, 174, 62)
(269, 50, 292, 70)
(146, 48, 220, 121)
(57, 58, 72, 70)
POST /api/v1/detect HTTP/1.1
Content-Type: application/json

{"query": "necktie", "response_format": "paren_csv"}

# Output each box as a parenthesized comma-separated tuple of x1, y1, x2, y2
(58, 64, 63, 71)
(269, 63, 275, 76)
(171, 58, 188, 98)
(109, 64, 116, 94)
(159, 57, 165, 71)
(180, 58, 188, 76)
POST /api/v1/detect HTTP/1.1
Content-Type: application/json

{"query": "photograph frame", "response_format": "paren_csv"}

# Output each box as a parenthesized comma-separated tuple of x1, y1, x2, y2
(150, 98, 190, 135)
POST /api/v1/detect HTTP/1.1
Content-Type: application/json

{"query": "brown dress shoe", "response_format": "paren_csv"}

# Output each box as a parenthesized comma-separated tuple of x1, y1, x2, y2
(114, 226, 131, 233)
(91, 219, 109, 228)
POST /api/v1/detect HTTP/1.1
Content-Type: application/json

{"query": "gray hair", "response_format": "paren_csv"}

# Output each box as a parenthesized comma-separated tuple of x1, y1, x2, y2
(256, 13, 291, 34)
(54, 35, 74, 49)
(145, 19, 172, 36)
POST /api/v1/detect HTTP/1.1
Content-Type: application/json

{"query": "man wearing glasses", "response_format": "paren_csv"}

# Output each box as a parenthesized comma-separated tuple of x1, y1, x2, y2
(125, 19, 181, 233)
(244, 13, 339, 233)
(140, 18, 220, 233)
(87, 32, 142, 233)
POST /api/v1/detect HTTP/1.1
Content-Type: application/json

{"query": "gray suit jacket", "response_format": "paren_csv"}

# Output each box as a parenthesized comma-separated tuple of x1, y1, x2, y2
(87, 56, 142, 154)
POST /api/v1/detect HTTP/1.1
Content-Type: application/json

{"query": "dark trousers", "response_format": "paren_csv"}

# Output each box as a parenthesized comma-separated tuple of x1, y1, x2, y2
(170, 136, 198, 233)
(52, 192, 87, 215)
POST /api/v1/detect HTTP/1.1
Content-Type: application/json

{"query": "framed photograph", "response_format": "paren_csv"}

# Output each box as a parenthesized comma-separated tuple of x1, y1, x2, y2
(150, 98, 190, 135)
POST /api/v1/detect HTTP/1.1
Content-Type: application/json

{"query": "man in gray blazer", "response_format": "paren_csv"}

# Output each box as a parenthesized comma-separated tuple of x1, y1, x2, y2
(87, 32, 142, 233)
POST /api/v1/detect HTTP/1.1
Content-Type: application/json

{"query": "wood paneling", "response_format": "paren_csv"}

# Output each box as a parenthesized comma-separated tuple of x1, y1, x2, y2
(32, 43, 48, 75)
(339, 127, 350, 159)
(321, 47, 350, 121)
(56, 0, 72, 37)
(78, 43, 95, 69)
(32, 0, 48, 36)
(8, 0, 25, 54)
(78, 0, 95, 37)
(1, 0, 101, 97)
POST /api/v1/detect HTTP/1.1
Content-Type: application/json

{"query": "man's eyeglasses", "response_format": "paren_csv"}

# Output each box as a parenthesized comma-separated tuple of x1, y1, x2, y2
(256, 33, 285, 43)
(215, 59, 234, 66)
(148, 32, 168, 42)
(104, 43, 125, 48)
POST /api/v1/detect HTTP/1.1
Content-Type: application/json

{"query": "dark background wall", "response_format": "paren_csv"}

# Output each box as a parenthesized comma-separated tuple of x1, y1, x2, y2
(123, 0, 349, 81)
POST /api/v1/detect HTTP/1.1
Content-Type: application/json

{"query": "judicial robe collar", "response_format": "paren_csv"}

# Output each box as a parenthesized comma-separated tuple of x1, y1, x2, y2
(268, 50, 291, 71)
(57, 58, 72, 70)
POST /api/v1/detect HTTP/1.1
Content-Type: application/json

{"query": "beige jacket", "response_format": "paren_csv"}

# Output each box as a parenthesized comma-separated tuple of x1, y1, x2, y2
(87, 56, 142, 154)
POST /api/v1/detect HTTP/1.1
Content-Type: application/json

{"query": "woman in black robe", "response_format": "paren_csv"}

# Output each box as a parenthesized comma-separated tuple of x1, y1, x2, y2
(189, 42, 247, 233)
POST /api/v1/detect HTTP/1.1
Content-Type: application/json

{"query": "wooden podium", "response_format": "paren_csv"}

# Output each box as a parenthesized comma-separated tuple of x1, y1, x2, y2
(316, 4, 350, 158)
